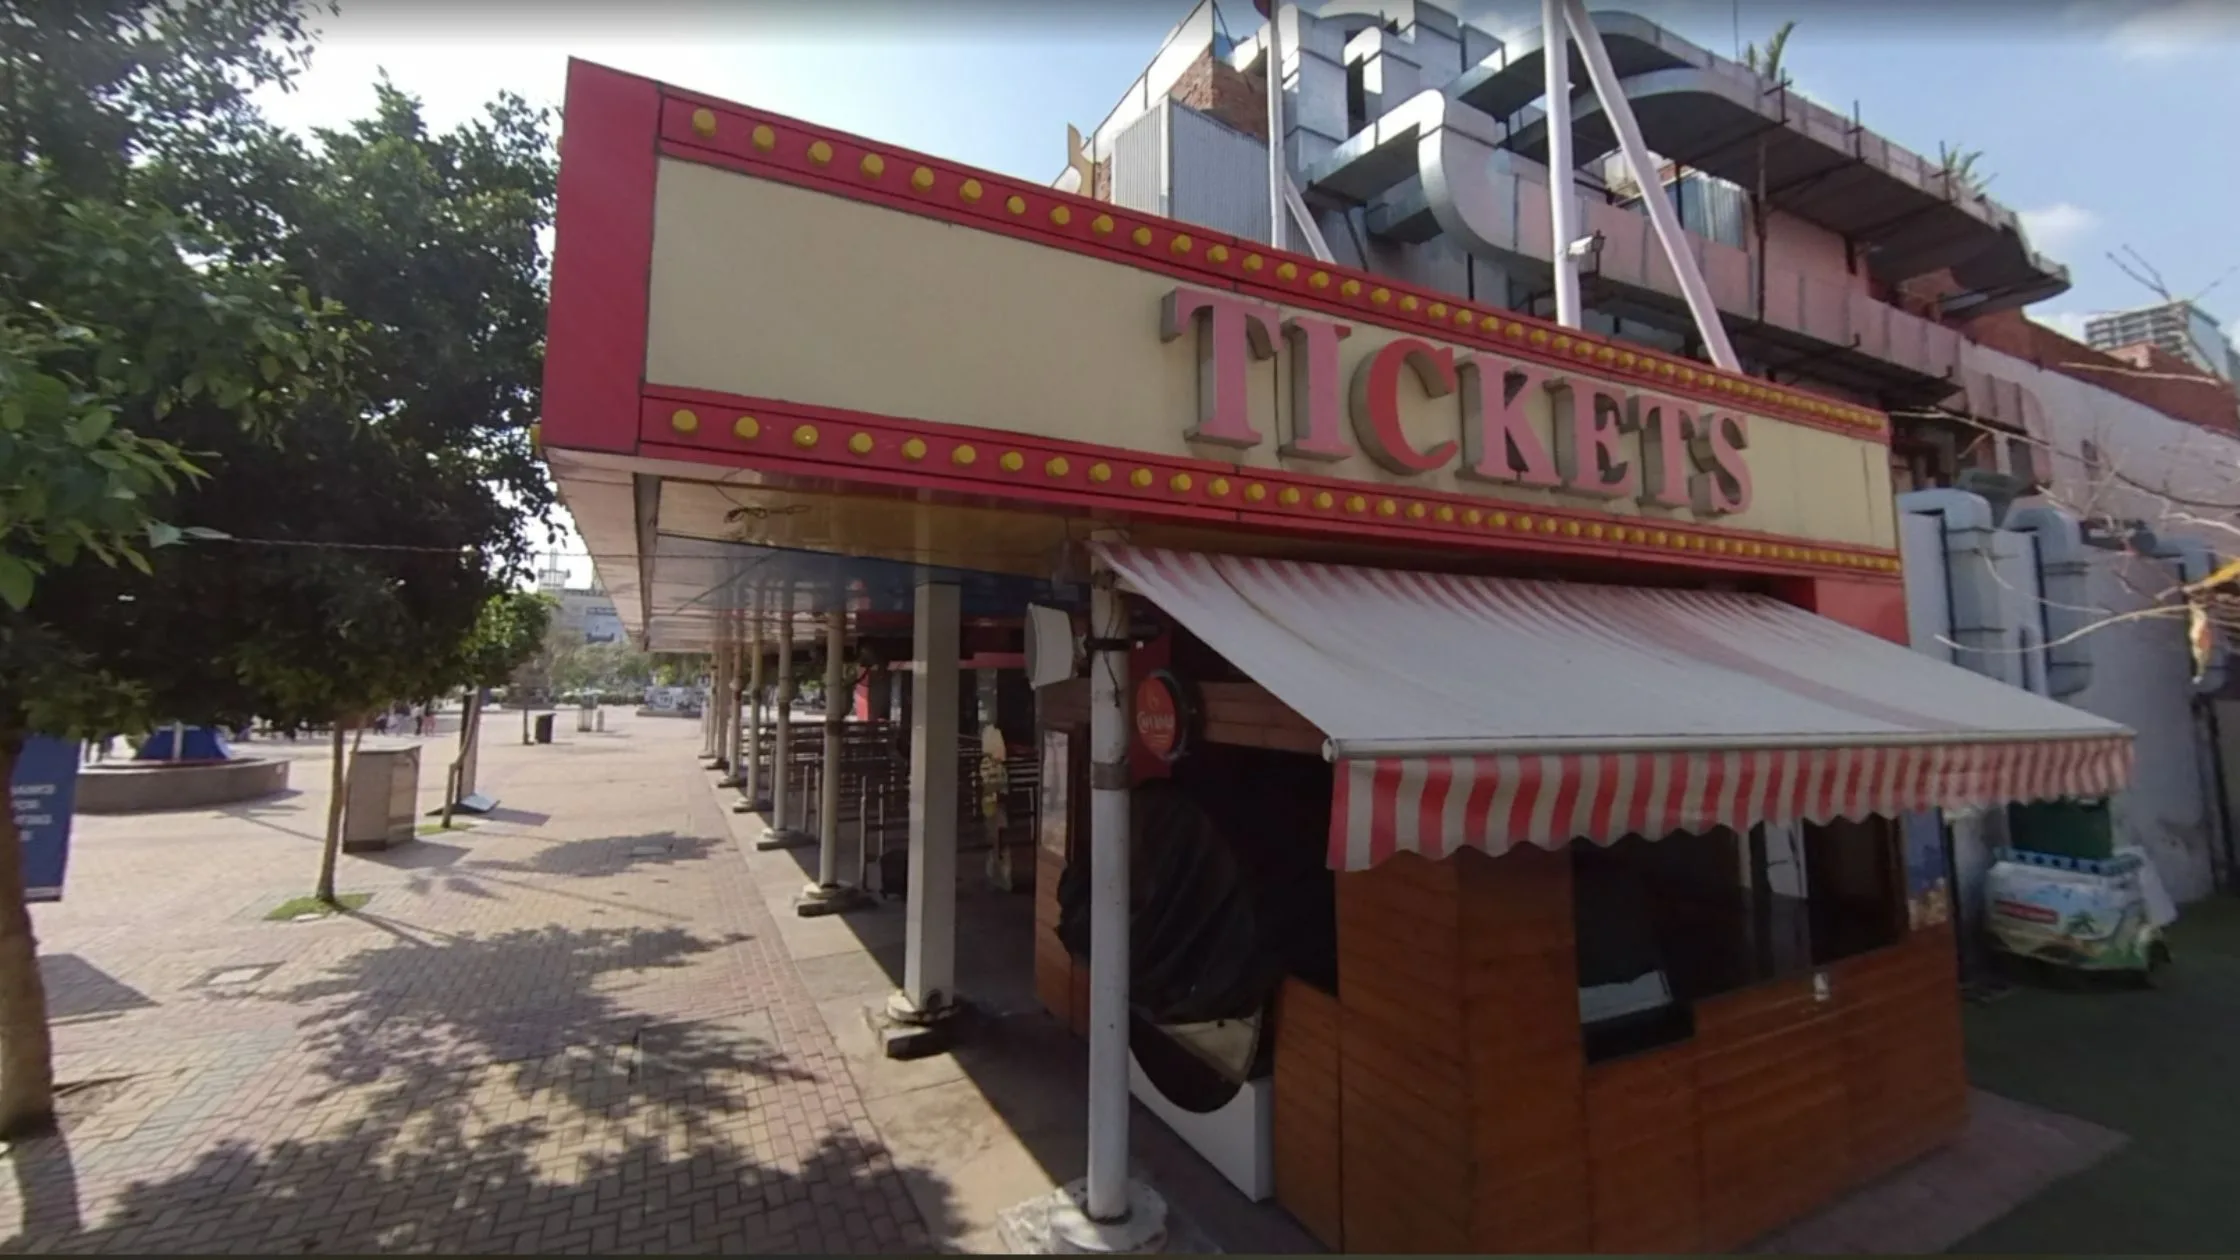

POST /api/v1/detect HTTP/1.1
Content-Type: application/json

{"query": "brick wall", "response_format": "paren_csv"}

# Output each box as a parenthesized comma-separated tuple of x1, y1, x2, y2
(1963, 308, 2240, 436)
(1171, 49, 1268, 142)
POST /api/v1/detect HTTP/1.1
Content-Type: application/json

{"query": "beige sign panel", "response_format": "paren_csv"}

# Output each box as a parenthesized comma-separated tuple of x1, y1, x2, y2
(645, 159, 1896, 550)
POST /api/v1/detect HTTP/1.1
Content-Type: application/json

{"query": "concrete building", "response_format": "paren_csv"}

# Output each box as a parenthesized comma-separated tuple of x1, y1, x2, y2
(539, 568, 626, 644)
(2086, 299, 2240, 383)
(1054, 0, 2240, 905)
(1066, 1, 2065, 490)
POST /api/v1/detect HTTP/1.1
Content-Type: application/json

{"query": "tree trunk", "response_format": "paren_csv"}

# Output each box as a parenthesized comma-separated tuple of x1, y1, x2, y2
(0, 736, 58, 1139)
(315, 723, 353, 905)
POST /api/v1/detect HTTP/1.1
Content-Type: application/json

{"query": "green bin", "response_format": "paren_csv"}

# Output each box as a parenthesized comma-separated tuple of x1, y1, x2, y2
(2008, 798, 2114, 861)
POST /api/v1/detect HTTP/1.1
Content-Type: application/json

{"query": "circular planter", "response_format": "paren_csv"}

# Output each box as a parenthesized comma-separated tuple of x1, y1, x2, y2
(76, 758, 292, 814)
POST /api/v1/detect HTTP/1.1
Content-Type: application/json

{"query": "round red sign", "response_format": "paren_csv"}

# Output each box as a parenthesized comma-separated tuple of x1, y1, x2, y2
(1135, 674, 1181, 761)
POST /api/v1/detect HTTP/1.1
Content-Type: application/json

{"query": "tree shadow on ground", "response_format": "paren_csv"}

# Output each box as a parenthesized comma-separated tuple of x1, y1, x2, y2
(393, 833, 727, 905)
(2, 919, 964, 1254)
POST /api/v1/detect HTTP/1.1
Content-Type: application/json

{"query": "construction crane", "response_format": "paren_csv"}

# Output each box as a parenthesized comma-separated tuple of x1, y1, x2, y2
(2105, 244, 2237, 308)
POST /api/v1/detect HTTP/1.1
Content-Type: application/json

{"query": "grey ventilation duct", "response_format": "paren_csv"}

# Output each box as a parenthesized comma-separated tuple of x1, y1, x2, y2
(2003, 505, 2096, 699)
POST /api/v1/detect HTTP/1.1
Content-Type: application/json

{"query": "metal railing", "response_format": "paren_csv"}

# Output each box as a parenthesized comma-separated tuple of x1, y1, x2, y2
(746, 719, 1043, 895)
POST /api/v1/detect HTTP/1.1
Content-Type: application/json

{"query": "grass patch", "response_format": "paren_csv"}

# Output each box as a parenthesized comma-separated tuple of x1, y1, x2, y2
(414, 820, 476, 836)
(264, 892, 372, 921)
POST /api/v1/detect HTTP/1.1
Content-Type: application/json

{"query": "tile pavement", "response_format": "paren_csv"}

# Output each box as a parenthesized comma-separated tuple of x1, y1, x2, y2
(1, 712, 958, 1254)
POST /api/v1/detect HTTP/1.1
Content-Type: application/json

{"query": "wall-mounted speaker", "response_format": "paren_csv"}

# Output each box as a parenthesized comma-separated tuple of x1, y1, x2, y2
(1024, 603, 1080, 689)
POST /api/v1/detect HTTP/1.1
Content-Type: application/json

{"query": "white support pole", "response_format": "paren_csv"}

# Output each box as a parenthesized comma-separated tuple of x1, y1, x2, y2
(1084, 552, 1133, 1223)
(774, 615, 794, 827)
(817, 608, 846, 888)
(700, 650, 718, 758)
(1265, 3, 1288, 252)
(1561, 0, 1741, 371)
(727, 630, 747, 782)
(712, 615, 733, 772)
(798, 607, 867, 913)
(1543, 0, 1583, 328)
(746, 607, 766, 806)
(894, 581, 960, 1022)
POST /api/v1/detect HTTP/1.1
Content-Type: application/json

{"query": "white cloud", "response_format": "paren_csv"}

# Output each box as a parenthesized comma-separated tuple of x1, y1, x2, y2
(2019, 202, 2100, 256)
(2029, 310, 2096, 342)
(2103, 0, 2240, 61)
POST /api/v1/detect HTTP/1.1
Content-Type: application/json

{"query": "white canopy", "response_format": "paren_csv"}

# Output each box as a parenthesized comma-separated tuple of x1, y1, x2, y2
(1093, 543, 2134, 871)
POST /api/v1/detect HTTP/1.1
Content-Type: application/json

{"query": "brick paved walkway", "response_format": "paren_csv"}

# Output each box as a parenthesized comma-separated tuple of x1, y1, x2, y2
(2, 713, 955, 1253)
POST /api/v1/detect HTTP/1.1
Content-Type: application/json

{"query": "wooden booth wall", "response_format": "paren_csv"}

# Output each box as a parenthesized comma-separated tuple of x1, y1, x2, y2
(1033, 675, 1967, 1254)
(1273, 847, 1967, 1255)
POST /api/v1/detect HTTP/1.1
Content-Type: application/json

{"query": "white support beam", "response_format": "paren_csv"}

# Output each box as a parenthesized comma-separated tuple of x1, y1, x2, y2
(818, 609, 845, 887)
(1543, 0, 1582, 328)
(726, 619, 747, 784)
(1559, 0, 1741, 371)
(744, 602, 766, 807)
(773, 617, 795, 825)
(1266, 3, 1289, 253)
(1283, 177, 1335, 263)
(798, 608, 869, 915)
(1085, 552, 1134, 1221)
(893, 581, 960, 1022)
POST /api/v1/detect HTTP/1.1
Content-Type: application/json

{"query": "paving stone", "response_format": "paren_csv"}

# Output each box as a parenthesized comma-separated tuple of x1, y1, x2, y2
(0, 713, 934, 1254)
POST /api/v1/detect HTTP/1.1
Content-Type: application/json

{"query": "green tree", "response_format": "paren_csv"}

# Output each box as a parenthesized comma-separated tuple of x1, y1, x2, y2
(130, 82, 559, 900)
(416, 588, 552, 845)
(159, 80, 557, 527)
(1741, 20, 1796, 88)
(0, 0, 350, 1139)
(458, 591, 557, 694)
(1, 4, 559, 1139)
(551, 640, 654, 698)
(1938, 141, 1993, 195)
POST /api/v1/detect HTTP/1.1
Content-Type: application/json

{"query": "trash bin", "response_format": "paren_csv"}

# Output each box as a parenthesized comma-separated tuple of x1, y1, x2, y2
(344, 744, 421, 853)
(533, 713, 555, 745)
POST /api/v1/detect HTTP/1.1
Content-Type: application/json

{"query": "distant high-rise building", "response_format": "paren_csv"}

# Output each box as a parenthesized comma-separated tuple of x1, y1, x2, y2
(2084, 300, 2237, 381)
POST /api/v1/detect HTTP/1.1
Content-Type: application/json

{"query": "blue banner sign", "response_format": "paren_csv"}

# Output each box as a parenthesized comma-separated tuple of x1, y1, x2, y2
(12, 736, 82, 903)
(1901, 810, 1951, 931)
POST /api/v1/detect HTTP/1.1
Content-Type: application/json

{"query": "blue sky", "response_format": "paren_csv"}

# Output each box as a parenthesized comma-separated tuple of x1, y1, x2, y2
(255, 0, 2240, 579)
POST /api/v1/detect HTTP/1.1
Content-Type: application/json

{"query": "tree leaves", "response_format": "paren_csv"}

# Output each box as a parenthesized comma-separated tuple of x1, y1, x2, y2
(1, 0, 543, 745)
(0, 555, 31, 611)
(0, 157, 355, 623)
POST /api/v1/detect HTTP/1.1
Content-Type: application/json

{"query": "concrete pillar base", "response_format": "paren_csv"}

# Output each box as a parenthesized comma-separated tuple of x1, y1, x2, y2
(884, 989, 959, 1027)
(880, 992, 960, 1060)
(708, 757, 730, 772)
(1001, 1180, 1168, 1254)
(732, 797, 773, 815)
(880, 1020, 951, 1060)
(755, 828, 816, 851)
(794, 883, 873, 917)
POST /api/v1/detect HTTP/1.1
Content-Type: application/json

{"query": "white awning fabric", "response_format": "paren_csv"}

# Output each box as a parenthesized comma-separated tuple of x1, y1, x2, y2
(1091, 543, 2134, 872)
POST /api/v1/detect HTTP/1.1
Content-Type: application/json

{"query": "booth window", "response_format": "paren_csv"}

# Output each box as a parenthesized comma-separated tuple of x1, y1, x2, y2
(1571, 816, 1904, 1064)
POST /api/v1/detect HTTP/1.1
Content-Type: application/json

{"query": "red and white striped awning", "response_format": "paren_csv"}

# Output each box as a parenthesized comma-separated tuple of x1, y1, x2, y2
(1091, 544, 2134, 872)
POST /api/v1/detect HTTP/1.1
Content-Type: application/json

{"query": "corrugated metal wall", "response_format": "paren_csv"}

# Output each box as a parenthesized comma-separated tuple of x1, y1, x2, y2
(1168, 102, 1273, 244)
(1109, 106, 1168, 218)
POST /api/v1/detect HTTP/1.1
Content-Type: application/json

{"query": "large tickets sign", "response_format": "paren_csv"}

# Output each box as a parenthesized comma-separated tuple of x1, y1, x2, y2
(1162, 284, 1751, 517)
(549, 66, 1909, 584)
